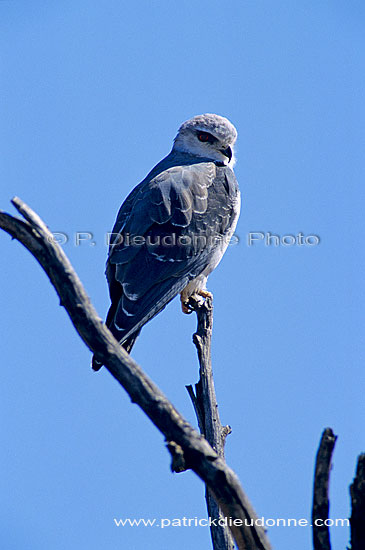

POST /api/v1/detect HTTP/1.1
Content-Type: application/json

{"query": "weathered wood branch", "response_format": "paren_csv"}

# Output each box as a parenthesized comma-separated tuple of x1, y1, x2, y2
(0, 197, 271, 550)
(187, 296, 235, 550)
(350, 453, 365, 550)
(312, 427, 337, 550)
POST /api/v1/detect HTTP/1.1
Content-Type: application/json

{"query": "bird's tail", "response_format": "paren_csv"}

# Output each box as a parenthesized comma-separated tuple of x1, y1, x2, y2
(91, 329, 141, 371)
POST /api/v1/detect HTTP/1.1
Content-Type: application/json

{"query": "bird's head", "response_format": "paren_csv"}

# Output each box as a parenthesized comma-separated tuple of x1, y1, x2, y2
(172, 113, 237, 167)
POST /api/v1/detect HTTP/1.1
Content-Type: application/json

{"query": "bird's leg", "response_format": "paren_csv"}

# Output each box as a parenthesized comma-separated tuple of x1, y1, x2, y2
(180, 290, 213, 314)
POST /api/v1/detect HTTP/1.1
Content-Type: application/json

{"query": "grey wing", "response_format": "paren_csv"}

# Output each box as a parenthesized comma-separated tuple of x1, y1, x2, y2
(106, 161, 238, 344)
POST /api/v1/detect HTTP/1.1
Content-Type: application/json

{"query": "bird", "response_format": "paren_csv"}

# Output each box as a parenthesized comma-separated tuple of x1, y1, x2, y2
(92, 113, 240, 370)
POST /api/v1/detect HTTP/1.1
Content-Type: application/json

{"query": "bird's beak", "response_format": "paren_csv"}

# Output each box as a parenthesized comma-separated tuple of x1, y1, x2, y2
(221, 146, 233, 163)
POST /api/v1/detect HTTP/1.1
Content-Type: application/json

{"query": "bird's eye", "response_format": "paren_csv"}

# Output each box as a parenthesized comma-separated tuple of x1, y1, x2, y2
(197, 131, 214, 143)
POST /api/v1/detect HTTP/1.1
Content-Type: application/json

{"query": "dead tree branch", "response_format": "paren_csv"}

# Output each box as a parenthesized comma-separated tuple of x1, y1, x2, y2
(350, 453, 365, 550)
(187, 296, 235, 550)
(312, 427, 337, 550)
(0, 197, 271, 550)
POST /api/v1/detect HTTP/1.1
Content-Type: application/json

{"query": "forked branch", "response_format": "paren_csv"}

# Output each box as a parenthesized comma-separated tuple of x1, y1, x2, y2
(0, 197, 271, 550)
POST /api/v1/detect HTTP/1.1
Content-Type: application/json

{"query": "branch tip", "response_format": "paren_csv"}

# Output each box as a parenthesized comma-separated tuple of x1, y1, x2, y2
(312, 427, 337, 550)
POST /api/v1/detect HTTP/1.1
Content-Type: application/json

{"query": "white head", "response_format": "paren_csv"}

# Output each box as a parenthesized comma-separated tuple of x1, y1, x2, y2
(172, 113, 237, 167)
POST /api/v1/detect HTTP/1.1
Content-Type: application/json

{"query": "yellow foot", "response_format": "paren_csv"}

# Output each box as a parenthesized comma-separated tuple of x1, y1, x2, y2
(181, 294, 193, 314)
(197, 290, 213, 299)
(180, 289, 213, 314)
(181, 302, 192, 314)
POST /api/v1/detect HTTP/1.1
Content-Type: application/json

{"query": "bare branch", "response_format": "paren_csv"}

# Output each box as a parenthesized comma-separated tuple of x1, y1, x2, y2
(312, 427, 337, 550)
(0, 197, 271, 550)
(350, 453, 365, 550)
(187, 295, 234, 550)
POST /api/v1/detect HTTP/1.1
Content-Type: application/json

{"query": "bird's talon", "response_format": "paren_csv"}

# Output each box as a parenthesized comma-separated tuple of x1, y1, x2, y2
(181, 301, 193, 314)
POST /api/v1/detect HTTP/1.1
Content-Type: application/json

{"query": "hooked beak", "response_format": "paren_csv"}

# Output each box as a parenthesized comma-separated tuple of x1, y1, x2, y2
(221, 146, 233, 163)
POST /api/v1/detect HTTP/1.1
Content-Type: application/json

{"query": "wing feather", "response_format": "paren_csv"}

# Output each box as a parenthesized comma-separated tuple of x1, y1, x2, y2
(105, 156, 239, 344)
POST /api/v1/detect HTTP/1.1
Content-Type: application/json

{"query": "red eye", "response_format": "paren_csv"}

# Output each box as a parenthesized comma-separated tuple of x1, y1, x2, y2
(198, 132, 210, 142)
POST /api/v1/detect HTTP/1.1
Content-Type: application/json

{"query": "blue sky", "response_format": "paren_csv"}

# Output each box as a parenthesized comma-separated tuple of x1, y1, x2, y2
(1, 1, 364, 549)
